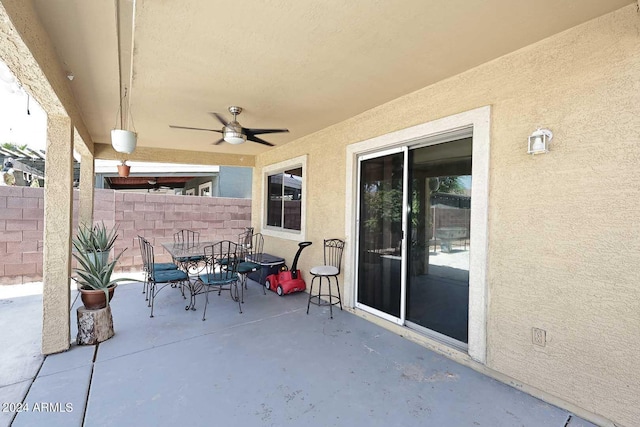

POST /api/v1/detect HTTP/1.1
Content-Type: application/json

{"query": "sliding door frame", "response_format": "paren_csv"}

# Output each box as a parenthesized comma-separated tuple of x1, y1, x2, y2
(344, 106, 490, 363)
(354, 146, 408, 325)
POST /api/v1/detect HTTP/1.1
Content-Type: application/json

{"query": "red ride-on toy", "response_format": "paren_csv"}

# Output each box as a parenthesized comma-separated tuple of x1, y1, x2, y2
(265, 241, 312, 296)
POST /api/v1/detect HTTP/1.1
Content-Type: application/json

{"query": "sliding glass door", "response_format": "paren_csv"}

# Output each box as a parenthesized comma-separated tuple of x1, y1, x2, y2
(356, 137, 472, 346)
(406, 139, 472, 344)
(356, 148, 406, 321)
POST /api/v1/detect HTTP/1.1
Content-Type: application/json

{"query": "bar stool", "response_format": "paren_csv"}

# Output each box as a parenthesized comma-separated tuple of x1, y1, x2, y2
(307, 239, 345, 319)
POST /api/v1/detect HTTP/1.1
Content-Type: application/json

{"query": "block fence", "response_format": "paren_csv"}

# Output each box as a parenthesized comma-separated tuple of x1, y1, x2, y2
(0, 187, 251, 285)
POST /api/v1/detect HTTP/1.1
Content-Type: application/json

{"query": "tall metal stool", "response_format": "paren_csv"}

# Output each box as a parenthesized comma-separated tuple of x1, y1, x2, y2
(307, 239, 345, 319)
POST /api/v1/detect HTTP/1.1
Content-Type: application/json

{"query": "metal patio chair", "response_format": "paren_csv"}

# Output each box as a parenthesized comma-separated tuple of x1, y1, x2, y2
(194, 240, 242, 320)
(237, 227, 254, 261)
(137, 235, 178, 300)
(237, 232, 265, 302)
(173, 229, 205, 273)
(140, 236, 189, 318)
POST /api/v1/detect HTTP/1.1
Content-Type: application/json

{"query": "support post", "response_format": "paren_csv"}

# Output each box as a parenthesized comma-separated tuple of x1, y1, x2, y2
(78, 152, 95, 227)
(42, 115, 73, 354)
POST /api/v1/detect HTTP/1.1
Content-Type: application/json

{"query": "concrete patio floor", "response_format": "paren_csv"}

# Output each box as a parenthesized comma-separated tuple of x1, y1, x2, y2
(1, 278, 597, 427)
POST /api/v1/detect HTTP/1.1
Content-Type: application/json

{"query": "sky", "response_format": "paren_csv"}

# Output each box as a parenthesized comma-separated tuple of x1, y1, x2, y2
(0, 60, 47, 152)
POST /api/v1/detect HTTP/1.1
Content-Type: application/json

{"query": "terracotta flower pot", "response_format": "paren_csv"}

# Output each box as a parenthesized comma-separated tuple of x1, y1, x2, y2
(79, 285, 117, 310)
(117, 164, 130, 177)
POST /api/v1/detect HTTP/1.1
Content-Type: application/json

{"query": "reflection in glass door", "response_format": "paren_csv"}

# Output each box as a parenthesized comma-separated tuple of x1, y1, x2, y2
(356, 137, 472, 346)
(356, 150, 405, 319)
(406, 139, 472, 344)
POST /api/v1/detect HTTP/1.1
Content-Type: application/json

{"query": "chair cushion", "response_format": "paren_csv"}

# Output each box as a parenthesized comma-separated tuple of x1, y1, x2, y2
(218, 257, 232, 266)
(153, 263, 177, 271)
(175, 255, 205, 262)
(310, 265, 339, 276)
(198, 272, 239, 286)
(237, 261, 261, 274)
(152, 269, 188, 283)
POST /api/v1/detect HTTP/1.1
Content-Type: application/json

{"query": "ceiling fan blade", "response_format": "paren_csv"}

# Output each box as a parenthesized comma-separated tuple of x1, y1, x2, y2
(246, 134, 275, 147)
(170, 125, 222, 133)
(212, 138, 225, 145)
(245, 128, 289, 136)
(210, 112, 229, 127)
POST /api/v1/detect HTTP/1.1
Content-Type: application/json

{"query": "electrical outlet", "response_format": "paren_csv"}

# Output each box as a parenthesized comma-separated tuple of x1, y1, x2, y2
(532, 327, 546, 347)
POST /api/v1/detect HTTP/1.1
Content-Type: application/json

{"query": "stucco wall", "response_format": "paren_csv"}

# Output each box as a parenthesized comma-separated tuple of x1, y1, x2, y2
(252, 6, 640, 426)
(219, 166, 253, 198)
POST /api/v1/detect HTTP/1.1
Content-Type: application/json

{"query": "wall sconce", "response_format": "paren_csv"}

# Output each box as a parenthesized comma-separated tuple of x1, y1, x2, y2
(528, 128, 553, 155)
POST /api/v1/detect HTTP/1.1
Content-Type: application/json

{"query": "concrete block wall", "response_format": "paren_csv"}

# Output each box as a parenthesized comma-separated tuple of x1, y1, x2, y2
(0, 187, 44, 284)
(431, 208, 471, 237)
(114, 192, 252, 272)
(0, 187, 251, 284)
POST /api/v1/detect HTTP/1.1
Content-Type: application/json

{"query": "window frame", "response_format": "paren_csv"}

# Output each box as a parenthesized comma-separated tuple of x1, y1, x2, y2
(198, 181, 212, 197)
(261, 155, 307, 241)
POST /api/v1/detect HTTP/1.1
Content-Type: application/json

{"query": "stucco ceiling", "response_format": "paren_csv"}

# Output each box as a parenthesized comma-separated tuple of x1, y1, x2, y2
(32, 0, 632, 157)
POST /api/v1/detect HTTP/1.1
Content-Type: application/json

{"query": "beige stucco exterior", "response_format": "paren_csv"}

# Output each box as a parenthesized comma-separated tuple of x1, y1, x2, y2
(41, 115, 74, 354)
(78, 153, 95, 228)
(92, 143, 255, 168)
(253, 6, 640, 426)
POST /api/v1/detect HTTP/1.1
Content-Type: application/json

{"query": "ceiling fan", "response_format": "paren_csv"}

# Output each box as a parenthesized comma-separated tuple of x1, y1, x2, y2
(169, 106, 289, 147)
(147, 178, 171, 192)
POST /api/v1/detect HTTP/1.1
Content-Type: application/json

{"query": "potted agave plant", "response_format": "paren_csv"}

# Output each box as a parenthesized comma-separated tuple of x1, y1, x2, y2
(73, 222, 118, 266)
(72, 222, 127, 309)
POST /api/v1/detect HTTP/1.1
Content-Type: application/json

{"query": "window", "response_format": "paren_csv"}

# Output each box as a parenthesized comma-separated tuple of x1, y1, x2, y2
(198, 181, 212, 197)
(263, 155, 306, 240)
(267, 167, 302, 230)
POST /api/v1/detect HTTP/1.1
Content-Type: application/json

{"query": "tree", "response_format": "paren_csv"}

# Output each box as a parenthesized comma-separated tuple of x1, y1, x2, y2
(433, 176, 465, 195)
(1, 142, 27, 151)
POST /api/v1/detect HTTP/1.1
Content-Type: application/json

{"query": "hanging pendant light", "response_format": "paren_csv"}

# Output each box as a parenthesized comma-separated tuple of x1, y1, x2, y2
(111, 129, 137, 154)
(111, 87, 137, 154)
(111, 0, 137, 154)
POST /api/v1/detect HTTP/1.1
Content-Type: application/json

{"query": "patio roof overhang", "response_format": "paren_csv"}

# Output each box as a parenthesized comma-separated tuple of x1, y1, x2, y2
(1, 0, 632, 161)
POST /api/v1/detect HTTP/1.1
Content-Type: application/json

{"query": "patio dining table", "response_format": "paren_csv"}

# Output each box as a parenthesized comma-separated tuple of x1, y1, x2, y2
(161, 241, 218, 265)
(161, 240, 240, 312)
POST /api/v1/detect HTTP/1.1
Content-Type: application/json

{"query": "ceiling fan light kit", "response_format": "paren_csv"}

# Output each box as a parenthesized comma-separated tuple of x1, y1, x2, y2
(224, 133, 246, 144)
(223, 114, 247, 144)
